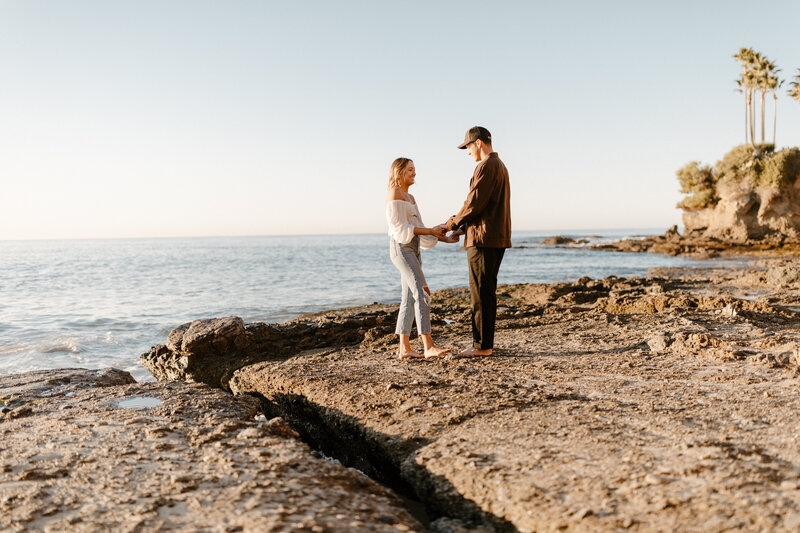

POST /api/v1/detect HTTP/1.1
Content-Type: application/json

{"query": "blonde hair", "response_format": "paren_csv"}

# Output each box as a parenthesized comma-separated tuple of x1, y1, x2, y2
(388, 157, 412, 189)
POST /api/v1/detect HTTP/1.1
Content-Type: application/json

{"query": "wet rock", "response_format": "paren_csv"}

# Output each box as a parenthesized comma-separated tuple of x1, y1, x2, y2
(0, 368, 134, 410)
(541, 236, 589, 245)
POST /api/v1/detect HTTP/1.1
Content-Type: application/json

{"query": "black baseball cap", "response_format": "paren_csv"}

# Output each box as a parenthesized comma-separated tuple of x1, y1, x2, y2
(457, 126, 492, 149)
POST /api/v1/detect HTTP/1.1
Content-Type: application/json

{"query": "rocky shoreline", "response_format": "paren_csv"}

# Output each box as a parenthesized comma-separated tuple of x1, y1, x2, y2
(588, 226, 800, 258)
(5, 259, 800, 531)
(518, 227, 800, 258)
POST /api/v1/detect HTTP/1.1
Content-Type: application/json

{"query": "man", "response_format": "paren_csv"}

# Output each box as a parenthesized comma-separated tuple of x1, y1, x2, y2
(444, 126, 511, 357)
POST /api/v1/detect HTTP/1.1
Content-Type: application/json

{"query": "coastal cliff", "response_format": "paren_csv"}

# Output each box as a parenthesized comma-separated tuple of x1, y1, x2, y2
(678, 145, 800, 242)
(584, 145, 800, 257)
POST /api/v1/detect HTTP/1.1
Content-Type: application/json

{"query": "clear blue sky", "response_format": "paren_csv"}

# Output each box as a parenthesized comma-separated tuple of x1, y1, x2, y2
(2, 0, 799, 239)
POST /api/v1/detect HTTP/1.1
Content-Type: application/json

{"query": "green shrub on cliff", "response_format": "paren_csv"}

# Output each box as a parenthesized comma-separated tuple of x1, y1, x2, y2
(676, 161, 717, 209)
(759, 148, 800, 188)
(678, 189, 717, 210)
(677, 144, 800, 211)
(714, 144, 772, 185)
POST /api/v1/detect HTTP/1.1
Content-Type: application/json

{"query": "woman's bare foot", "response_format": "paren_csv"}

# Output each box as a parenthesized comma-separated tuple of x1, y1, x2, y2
(398, 350, 424, 360)
(456, 347, 492, 357)
(423, 346, 451, 359)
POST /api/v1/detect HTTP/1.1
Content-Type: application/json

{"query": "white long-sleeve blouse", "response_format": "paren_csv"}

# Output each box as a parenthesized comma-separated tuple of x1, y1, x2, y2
(385, 200, 438, 249)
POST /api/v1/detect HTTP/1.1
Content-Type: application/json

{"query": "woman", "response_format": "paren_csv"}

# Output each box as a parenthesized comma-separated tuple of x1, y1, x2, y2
(386, 157, 457, 359)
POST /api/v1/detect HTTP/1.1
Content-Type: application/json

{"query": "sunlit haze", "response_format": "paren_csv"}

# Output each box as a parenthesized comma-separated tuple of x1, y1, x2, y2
(2, 0, 799, 240)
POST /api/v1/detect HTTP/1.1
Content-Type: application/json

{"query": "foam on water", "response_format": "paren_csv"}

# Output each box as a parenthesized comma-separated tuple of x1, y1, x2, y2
(40, 338, 84, 354)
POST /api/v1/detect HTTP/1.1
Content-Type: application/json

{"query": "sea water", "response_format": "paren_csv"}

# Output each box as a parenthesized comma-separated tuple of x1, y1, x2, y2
(0, 230, 736, 381)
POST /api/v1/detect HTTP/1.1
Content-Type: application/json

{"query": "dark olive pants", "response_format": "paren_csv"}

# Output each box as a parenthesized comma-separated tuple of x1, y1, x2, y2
(467, 246, 506, 350)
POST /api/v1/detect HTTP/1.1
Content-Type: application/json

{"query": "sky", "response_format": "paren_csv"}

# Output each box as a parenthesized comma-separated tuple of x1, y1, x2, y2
(2, 0, 800, 240)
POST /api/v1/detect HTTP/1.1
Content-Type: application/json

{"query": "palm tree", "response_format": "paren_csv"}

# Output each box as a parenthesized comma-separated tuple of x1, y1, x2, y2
(734, 48, 759, 145)
(744, 67, 760, 146)
(735, 75, 750, 143)
(771, 77, 783, 145)
(754, 55, 779, 144)
(734, 49, 785, 146)
(734, 48, 752, 143)
(789, 69, 800, 104)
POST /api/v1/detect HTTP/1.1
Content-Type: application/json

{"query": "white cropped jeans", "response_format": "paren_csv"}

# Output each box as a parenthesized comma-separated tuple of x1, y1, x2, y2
(389, 236, 431, 336)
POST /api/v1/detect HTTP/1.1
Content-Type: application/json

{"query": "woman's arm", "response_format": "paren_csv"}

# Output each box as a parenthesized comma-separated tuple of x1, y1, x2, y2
(414, 226, 446, 238)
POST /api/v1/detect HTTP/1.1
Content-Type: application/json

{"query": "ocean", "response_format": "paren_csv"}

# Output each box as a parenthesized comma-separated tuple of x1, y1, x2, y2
(0, 230, 732, 381)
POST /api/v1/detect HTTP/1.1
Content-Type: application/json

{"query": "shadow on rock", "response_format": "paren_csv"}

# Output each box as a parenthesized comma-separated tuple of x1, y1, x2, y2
(254, 391, 518, 532)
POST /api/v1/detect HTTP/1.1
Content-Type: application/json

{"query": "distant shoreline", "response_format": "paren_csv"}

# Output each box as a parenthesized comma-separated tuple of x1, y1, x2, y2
(0, 227, 676, 244)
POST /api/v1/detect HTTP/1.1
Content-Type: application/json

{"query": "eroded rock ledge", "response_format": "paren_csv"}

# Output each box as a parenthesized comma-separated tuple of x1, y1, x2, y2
(0, 368, 423, 532)
(141, 306, 400, 390)
(141, 261, 800, 532)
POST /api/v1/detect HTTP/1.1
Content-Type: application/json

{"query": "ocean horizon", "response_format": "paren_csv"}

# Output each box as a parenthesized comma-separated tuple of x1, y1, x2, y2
(0, 229, 738, 382)
(0, 226, 682, 243)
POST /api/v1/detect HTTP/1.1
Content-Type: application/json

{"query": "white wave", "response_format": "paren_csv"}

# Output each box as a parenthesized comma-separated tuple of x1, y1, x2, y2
(40, 338, 84, 354)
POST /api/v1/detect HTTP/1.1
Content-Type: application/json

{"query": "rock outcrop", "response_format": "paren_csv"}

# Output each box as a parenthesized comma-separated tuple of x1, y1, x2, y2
(677, 145, 800, 243)
(142, 265, 800, 531)
(683, 179, 800, 242)
(141, 307, 400, 389)
(598, 146, 800, 257)
(0, 368, 423, 532)
(540, 236, 589, 245)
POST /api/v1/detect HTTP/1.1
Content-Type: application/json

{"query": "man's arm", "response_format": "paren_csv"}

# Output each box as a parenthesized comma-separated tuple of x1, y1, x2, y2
(445, 164, 497, 230)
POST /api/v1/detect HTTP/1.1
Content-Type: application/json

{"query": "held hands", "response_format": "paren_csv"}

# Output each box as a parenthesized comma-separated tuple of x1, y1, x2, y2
(429, 225, 447, 239)
(435, 223, 462, 244)
(430, 224, 458, 243)
(422, 225, 458, 243)
(440, 232, 460, 244)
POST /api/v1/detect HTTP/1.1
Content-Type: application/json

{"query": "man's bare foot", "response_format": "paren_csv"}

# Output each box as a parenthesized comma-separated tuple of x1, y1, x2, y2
(423, 346, 451, 359)
(398, 350, 424, 360)
(456, 347, 492, 357)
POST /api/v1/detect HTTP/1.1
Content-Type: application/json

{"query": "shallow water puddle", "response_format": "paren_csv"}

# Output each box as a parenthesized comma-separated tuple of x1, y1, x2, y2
(115, 396, 162, 409)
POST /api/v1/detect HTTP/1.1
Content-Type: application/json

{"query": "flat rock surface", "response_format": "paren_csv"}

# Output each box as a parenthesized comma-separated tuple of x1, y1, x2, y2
(220, 262, 800, 532)
(0, 369, 423, 532)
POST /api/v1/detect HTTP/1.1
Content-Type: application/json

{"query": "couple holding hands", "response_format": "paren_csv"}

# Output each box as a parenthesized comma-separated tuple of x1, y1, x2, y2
(385, 126, 512, 359)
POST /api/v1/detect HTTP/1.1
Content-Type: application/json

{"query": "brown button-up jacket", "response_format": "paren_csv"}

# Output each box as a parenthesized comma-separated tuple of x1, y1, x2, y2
(445, 152, 511, 248)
